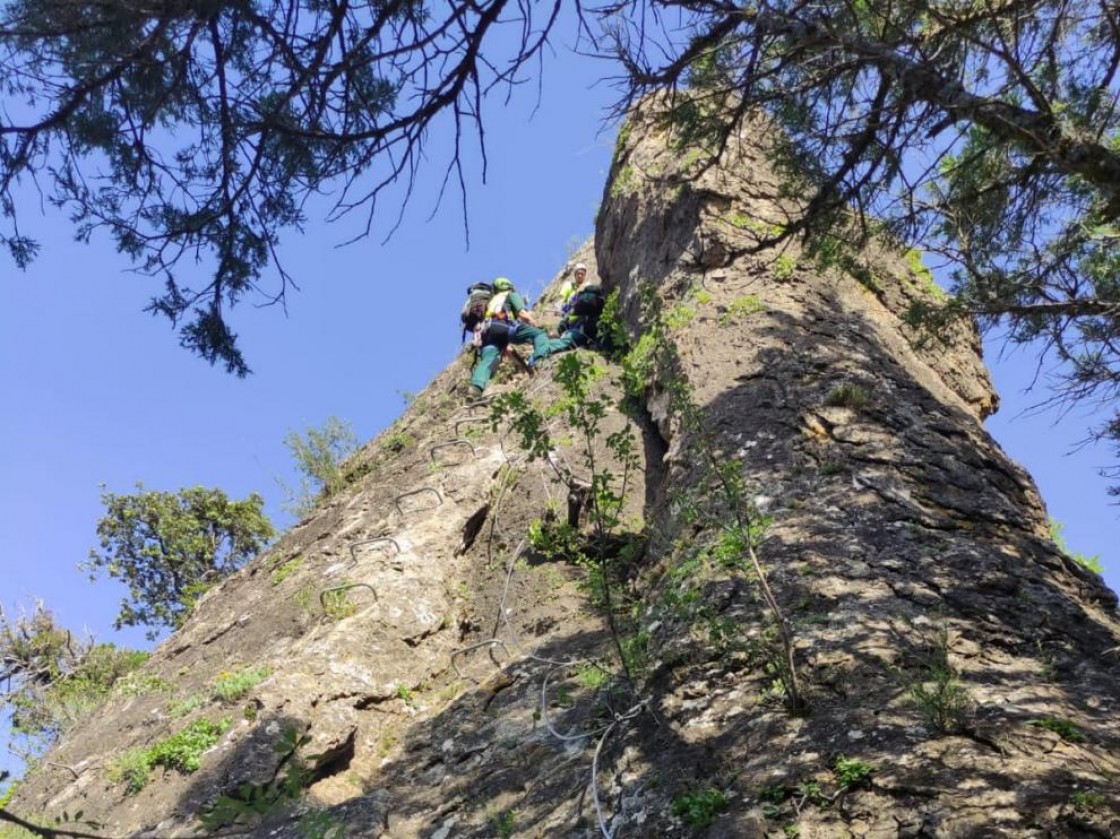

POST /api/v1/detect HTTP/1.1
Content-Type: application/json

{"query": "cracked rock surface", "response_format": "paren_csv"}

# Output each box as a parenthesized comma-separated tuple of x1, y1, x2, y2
(11, 99, 1120, 838)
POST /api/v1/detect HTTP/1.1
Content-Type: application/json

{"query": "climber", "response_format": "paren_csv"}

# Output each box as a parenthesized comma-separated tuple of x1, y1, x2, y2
(467, 277, 559, 398)
(528, 262, 605, 365)
(556, 262, 589, 312)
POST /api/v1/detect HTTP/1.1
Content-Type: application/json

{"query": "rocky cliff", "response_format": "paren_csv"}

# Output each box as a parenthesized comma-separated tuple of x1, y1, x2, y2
(8, 97, 1120, 838)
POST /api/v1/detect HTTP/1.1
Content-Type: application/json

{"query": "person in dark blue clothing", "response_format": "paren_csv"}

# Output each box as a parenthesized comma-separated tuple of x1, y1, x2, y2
(528, 263, 604, 365)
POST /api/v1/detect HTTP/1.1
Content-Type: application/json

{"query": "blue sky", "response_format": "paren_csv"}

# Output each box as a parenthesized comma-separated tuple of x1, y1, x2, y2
(2, 18, 1116, 779)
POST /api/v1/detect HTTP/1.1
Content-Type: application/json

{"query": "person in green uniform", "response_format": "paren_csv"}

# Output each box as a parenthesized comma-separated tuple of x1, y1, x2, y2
(468, 277, 561, 397)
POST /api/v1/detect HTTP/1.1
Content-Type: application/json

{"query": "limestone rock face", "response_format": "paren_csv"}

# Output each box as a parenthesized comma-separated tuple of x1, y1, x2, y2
(10, 100, 1119, 837)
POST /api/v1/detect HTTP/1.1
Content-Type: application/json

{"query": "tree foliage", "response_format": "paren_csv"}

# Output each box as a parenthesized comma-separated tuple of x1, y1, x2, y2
(3, 0, 1120, 466)
(279, 415, 360, 518)
(0, 601, 148, 752)
(0, 601, 75, 695)
(0, 0, 562, 374)
(82, 484, 274, 638)
(606, 0, 1120, 465)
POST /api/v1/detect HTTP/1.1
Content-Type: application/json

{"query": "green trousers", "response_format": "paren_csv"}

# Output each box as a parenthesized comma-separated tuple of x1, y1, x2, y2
(469, 325, 553, 391)
(533, 323, 592, 361)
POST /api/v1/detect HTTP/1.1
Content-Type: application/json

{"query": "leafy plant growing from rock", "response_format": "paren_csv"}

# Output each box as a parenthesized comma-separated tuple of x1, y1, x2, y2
(212, 666, 271, 703)
(823, 383, 869, 409)
(719, 294, 765, 326)
(1049, 519, 1104, 574)
(1032, 717, 1085, 742)
(110, 717, 230, 794)
(489, 809, 516, 838)
(1071, 791, 1103, 812)
(168, 693, 205, 719)
(270, 556, 303, 586)
(625, 284, 804, 710)
(833, 755, 876, 788)
(491, 352, 644, 679)
(671, 786, 728, 829)
(1, 602, 150, 756)
(320, 588, 357, 621)
(908, 626, 973, 733)
(200, 725, 317, 830)
(279, 417, 361, 518)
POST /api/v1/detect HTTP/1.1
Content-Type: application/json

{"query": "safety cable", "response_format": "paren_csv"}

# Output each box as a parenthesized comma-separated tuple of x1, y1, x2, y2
(442, 371, 651, 836)
(590, 698, 649, 839)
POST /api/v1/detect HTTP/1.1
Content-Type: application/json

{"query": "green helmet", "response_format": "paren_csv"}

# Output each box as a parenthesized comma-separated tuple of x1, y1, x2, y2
(493, 277, 513, 292)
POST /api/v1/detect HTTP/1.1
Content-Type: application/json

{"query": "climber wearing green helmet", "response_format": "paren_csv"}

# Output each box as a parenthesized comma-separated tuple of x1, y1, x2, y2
(467, 276, 563, 398)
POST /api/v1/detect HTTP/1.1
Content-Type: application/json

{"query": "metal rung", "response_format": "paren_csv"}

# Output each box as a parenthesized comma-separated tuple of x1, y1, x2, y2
(454, 417, 488, 436)
(430, 439, 477, 461)
(348, 537, 401, 564)
(319, 583, 378, 608)
(395, 487, 443, 514)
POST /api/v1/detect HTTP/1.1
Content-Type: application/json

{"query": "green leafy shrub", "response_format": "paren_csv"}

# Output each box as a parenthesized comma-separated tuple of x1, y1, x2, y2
(7, 633, 151, 749)
(575, 663, 610, 691)
(383, 429, 415, 453)
(279, 417, 361, 517)
(1031, 717, 1084, 742)
(664, 303, 697, 330)
(528, 517, 582, 562)
(321, 589, 357, 620)
(619, 631, 651, 680)
(1049, 519, 1104, 574)
(108, 748, 153, 796)
(833, 755, 875, 788)
(1071, 791, 1103, 811)
(823, 383, 868, 409)
(595, 289, 630, 358)
(201, 726, 317, 830)
(270, 556, 303, 585)
(110, 717, 230, 794)
(114, 672, 172, 697)
(719, 295, 765, 326)
(621, 332, 658, 397)
(489, 810, 515, 838)
(610, 164, 637, 198)
(905, 249, 946, 300)
(671, 786, 728, 829)
(168, 693, 205, 718)
(212, 666, 271, 703)
(773, 253, 797, 279)
(147, 717, 230, 773)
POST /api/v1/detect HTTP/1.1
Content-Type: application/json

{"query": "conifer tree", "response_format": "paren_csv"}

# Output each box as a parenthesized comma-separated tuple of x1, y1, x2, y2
(2, 0, 1118, 464)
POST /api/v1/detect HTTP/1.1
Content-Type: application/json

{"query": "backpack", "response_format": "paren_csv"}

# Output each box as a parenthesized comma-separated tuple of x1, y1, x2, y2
(460, 282, 493, 338)
(571, 285, 604, 320)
